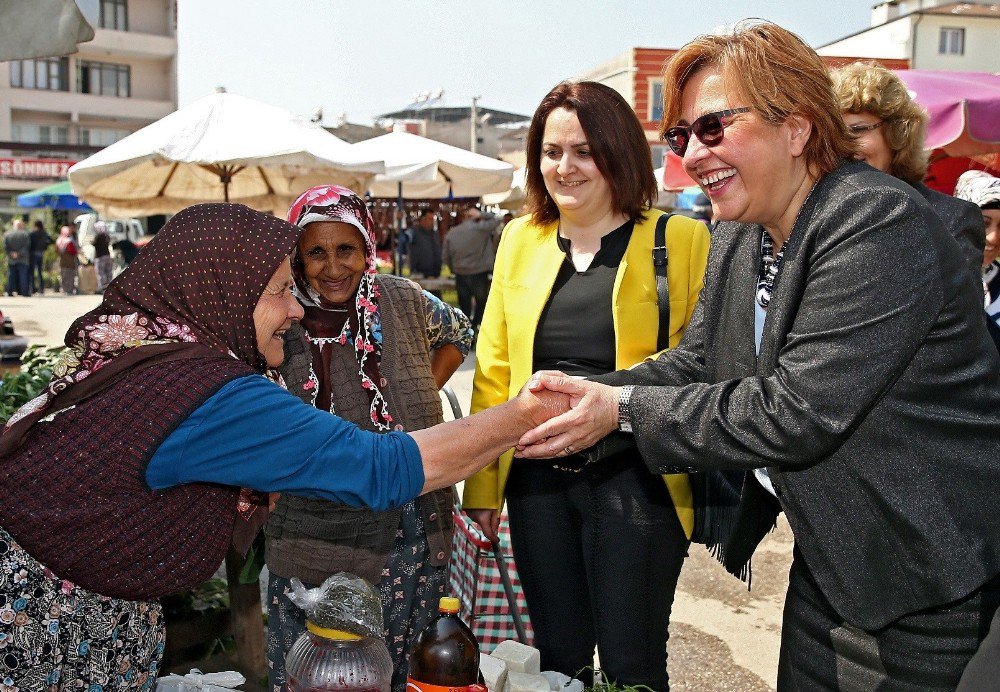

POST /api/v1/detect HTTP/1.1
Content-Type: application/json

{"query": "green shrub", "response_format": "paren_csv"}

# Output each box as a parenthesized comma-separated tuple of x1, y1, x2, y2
(0, 345, 65, 423)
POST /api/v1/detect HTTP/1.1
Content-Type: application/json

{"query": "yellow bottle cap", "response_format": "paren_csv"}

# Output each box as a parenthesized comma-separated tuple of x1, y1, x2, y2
(306, 621, 363, 641)
(439, 596, 460, 613)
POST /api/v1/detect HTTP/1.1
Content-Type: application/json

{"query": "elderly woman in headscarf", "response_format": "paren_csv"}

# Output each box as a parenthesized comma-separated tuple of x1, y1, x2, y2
(831, 61, 985, 278)
(955, 169, 1000, 349)
(0, 204, 565, 690)
(264, 186, 473, 691)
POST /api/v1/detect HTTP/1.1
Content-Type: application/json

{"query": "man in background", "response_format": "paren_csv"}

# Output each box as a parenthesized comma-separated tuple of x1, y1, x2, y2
(93, 222, 113, 292)
(4, 220, 30, 297)
(28, 220, 51, 295)
(442, 207, 497, 334)
(407, 210, 442, 280)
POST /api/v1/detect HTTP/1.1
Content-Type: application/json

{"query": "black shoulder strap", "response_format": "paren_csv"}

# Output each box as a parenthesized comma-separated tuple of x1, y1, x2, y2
(654, 213, 671, 352)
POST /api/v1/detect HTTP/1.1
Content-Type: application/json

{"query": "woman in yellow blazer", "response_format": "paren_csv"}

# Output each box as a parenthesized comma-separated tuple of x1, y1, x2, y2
(464, 81, 709, 690)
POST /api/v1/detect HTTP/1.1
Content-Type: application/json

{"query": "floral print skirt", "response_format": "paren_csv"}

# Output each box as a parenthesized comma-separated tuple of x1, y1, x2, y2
(266, 500, 448, 692)
(0, 527, 165, 691)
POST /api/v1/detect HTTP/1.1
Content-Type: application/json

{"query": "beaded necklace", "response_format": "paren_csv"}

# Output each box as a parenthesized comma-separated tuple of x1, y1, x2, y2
(755, 182, 817, 309)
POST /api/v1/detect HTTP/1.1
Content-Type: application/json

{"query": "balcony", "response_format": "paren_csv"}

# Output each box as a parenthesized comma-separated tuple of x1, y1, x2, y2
(6, 88, 174, 124)
(78, 28, 176, 61)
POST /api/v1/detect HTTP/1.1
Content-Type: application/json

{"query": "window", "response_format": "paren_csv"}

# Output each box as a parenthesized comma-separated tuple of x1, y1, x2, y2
(939, 27, 965, 55)
(79, 127, 131, 146)
(11, 124, 70, 145)
(76, 0, 100, 26)
(649, 79, 664, 123)
(100, 0, 128, 30)
(77, 60, 130, 97)
(8, 57, 69, 91)
(650, 144, 668, 170)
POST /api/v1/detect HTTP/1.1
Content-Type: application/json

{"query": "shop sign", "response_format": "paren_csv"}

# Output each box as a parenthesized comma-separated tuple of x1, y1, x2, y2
(0, 157, 78, 180)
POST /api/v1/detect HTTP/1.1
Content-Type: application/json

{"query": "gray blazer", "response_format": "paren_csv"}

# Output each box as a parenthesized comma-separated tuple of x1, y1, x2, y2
(595, 160, 1000, 630)
(913, 181, 984, 279)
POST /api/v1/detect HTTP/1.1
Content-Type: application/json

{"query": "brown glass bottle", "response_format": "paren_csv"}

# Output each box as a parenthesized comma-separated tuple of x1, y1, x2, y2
(407, 597, 481, 689)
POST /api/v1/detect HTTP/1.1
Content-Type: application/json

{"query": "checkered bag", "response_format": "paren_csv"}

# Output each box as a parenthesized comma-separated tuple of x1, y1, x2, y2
(449, 506, 534, 653)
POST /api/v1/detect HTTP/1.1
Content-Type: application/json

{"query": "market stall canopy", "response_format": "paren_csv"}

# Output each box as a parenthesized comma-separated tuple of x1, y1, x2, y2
(481, 167, 526, 209)
(69, 92, 385, 217)
(0, 0, 93, 61)
(896, 70, 1000, 157)
(16, 180, 91, 211)
(353, 131, 514, 199)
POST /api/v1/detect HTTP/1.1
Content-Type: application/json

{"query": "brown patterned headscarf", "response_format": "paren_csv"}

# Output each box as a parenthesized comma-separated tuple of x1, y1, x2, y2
(0, 203, 302, 551)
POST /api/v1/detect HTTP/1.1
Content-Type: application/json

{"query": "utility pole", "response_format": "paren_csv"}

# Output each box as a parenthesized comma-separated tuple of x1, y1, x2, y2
(470, 95, 480, 153)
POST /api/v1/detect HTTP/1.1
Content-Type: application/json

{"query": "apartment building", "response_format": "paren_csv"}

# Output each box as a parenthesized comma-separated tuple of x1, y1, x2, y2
(0, 0, 177, 216)
(818, 1, 1000, 72)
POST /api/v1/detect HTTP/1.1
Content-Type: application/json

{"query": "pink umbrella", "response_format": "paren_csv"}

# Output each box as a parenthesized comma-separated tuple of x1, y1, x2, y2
(896, 70, 1000, 157)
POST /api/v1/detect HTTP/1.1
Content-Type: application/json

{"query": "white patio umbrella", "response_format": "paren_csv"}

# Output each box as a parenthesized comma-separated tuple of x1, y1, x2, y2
(353, 131, 514, 199)
(0, 0, 93, 61)
(481, 167, 527, 210)
(69, 92, 385, 217)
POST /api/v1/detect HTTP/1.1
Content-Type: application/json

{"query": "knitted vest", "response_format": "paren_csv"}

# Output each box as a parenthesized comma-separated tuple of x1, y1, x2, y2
(266, 275, 455, 585)
(0, 356, 255, 600)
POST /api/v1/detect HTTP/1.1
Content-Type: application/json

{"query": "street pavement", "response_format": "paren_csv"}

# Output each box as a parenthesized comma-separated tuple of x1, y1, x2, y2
(2, 292, 792, 690)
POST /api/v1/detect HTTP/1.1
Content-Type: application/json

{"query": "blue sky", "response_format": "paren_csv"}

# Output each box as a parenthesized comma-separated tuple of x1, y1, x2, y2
(177, 1, 876, 125)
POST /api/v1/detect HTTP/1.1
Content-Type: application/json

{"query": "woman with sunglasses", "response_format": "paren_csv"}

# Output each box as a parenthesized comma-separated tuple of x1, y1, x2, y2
(517, 22, 1000, 689)
(831, 61, 984, 278)
(462, 80, 709, 689)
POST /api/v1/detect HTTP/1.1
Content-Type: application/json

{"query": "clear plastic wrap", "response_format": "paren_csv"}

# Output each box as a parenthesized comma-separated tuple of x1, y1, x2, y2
(287, 573, 383, 638)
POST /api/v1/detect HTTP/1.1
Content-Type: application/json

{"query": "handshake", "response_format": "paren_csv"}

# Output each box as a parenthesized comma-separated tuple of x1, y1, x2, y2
(514, 371, 622, 460)
(468, 371, 622, 542)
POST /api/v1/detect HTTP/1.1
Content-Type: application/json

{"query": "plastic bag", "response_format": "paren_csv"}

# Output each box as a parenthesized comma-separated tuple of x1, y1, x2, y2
(155, 669, 244, 691)
(287, 572, 383, 638)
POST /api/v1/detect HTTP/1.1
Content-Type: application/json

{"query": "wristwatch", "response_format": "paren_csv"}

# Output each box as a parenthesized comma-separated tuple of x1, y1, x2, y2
(618, 386, 635, 433)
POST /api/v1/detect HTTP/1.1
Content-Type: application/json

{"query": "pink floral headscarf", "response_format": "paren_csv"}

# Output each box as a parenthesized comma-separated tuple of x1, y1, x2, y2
(287, 185, 394, 430)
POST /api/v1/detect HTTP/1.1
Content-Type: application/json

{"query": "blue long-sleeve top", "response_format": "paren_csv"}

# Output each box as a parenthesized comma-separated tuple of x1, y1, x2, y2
(146, 374, 424, 511)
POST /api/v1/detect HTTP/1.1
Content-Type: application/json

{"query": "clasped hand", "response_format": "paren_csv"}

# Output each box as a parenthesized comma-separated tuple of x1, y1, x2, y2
(514, 371, 620, 459)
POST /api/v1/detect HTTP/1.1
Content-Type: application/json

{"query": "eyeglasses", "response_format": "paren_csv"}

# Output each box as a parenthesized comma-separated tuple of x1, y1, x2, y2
(663, 107, 750, 157)
(848, 121, 883, 134)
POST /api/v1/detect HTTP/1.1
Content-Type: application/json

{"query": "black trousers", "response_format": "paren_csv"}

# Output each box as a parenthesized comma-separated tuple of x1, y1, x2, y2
(778, 550, 1000, 691)
(28, 252, 45, 294)
(454, 271, 490, 330)
(505, 455, 689, 691)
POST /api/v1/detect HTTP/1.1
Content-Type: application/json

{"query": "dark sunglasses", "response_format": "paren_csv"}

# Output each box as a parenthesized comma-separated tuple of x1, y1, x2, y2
(664, 107, 750, 157)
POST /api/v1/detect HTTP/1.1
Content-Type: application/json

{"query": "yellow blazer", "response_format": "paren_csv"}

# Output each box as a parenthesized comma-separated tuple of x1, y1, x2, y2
(462, 210, 710, 538)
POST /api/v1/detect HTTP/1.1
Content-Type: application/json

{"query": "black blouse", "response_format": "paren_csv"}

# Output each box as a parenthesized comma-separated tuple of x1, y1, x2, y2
(533, 220, 633, 376)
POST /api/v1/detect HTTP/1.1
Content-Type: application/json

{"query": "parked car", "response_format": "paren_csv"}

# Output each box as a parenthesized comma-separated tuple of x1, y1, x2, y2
(0, 310, 28, 362)
(73, 213, 147, 264)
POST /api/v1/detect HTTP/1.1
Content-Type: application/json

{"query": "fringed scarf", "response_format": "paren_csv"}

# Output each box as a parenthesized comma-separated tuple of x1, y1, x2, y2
(286, 185, 394, 430)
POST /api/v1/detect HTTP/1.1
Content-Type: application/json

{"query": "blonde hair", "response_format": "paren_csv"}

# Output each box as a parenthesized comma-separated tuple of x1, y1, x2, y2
(831, 62, 929, 184)
(660, 20, 856, 177)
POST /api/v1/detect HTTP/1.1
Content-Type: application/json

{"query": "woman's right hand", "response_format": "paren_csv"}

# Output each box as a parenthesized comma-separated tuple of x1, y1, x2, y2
(465, 508, 501, 544)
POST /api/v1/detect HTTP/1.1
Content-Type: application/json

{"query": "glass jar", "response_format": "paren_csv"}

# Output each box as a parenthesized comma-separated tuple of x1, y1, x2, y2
(285, 622, 393, 692)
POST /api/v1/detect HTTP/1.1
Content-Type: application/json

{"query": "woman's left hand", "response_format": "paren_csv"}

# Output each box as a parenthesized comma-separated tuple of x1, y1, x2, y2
(515, 372, 620, 458)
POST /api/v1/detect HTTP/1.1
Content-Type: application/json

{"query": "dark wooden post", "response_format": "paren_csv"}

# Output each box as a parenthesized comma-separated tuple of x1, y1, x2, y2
(224, 548, 267, 680)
